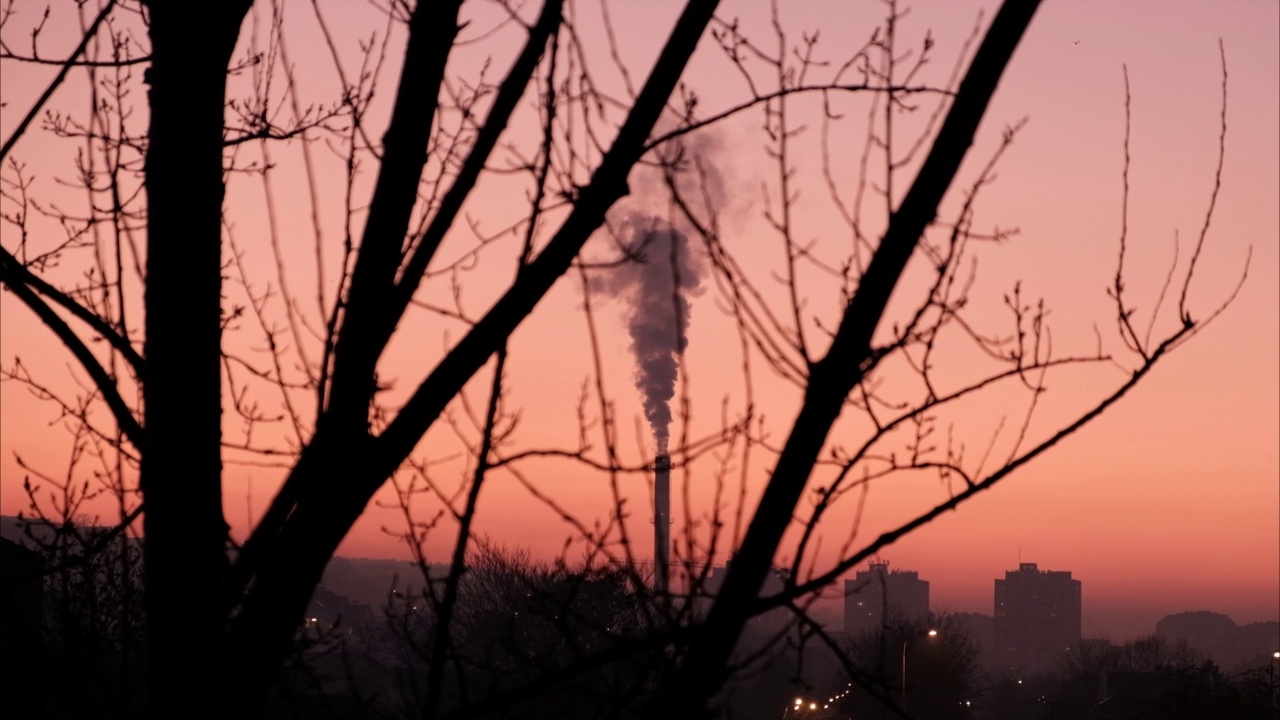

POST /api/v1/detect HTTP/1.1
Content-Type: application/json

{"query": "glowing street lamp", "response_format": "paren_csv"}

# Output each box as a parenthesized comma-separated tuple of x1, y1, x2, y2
(1270, 651, 1280, 709)
(903, 628, 940, 712)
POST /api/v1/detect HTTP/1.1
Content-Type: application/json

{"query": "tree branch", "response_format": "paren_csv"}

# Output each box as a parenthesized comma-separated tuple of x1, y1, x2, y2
(390, 0, 564, 322)
(0, 247, 144, 374)
(322, 0, 465, 429)
(0, 0, 118, 163)
(0, 254, 143, 447)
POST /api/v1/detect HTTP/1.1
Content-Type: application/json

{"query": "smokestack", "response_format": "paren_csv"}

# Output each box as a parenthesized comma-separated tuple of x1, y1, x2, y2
(592, 215, 702, 599)
(654, 453, 671, 597)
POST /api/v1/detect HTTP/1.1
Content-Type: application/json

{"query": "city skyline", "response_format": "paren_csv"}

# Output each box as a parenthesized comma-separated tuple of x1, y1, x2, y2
(6, 512, 1271, 651)
(836, 556, 1275, 644)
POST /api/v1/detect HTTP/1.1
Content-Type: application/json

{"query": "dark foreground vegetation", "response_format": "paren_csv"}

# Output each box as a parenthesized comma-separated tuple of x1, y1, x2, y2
(4, 523, 1276, 720)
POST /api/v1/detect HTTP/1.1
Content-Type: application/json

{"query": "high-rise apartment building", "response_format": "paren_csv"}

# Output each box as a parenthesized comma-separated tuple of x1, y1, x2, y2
(696, 563, 792, 635)
(993, 562, 1082, 672)
(843, 561, 930, 637)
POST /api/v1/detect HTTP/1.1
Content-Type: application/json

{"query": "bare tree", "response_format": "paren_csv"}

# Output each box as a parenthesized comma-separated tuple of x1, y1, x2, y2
(835, 612, 983, 720)
(0, 0, 1246, 718)
(369, 541, 659, 719)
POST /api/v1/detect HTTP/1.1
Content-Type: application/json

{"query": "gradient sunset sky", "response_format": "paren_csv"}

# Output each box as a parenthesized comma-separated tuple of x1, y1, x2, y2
(1, 0, 1276, 640)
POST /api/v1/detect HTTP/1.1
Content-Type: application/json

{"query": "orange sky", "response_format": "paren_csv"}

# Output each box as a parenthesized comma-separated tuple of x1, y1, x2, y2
(1, 0, 1276, 640)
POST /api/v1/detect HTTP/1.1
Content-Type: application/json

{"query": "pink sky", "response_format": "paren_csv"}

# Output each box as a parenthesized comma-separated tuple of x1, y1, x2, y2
(1, 1, 1276, 640)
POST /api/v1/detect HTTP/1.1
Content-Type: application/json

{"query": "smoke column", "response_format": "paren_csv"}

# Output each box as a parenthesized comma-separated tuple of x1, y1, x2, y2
(597, 215, 706, 454)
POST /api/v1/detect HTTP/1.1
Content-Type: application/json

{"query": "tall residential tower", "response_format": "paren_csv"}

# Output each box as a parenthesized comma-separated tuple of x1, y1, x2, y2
(993, 562, 1082, 672)
(844, 561, 931, 636)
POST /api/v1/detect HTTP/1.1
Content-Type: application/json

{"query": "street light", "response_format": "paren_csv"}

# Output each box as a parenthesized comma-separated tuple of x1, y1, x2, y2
(903, 628, 940, 713)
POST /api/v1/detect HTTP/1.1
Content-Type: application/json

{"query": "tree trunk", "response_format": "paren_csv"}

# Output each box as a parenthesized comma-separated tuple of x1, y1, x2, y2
(224, 436, 374, 715)
(139, 2, 249, 717)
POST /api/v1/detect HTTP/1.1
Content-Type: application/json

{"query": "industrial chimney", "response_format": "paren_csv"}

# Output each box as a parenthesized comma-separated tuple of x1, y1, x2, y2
(653, 453, 671, 596)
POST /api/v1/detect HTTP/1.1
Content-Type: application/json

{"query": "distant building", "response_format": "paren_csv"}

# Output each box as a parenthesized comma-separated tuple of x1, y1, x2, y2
(953, 611, 997, 671)
(993, 562, 1081, 673)
(843, 561, 930, 637)
(694, 563, 792, 636)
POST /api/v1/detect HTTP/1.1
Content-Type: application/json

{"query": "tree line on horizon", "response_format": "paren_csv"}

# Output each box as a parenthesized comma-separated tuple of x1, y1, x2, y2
(4, 527, 1276, 719)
